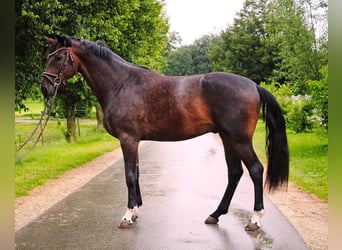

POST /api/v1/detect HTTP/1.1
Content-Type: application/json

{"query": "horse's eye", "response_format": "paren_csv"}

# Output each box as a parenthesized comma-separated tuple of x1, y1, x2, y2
(56, 55, 63, 61)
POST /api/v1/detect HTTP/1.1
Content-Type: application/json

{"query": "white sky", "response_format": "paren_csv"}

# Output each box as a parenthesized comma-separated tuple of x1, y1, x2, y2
(163, 0, 245, 45)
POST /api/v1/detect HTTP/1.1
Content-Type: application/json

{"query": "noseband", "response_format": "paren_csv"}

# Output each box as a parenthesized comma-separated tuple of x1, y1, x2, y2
(43, 47, 76, 88)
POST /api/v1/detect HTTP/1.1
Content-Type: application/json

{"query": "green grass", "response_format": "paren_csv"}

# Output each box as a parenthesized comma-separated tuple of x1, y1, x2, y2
(286, 131, 328, 201)
(253, 121, 328, 201)
(15, 100, 45, 118)
(15, 120, 120, 197)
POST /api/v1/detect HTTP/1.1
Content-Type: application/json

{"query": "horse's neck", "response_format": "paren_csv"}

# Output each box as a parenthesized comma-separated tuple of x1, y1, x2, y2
(76, 49, 128, 106)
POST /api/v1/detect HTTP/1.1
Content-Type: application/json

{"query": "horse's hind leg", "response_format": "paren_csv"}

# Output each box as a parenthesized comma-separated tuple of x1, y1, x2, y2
(235, 142, 265, 231)
(205, 136, 243, 224)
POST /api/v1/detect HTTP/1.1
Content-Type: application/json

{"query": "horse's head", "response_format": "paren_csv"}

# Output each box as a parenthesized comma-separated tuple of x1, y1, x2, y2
(41, 35, 78, 97)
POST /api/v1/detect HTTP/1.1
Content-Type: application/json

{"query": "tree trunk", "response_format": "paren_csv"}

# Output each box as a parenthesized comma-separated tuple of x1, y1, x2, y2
(65, 103, 77, 142)
(95, 103, 104, 129)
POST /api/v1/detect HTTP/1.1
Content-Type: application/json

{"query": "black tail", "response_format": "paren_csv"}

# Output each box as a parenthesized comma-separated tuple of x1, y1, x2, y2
(257, 85, 289, 191)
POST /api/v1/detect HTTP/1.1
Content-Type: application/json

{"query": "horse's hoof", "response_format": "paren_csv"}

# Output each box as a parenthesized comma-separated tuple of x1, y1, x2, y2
(118, 220, 133, 229)
(205, 216, 219, 224)
(245, 222, 260, 231)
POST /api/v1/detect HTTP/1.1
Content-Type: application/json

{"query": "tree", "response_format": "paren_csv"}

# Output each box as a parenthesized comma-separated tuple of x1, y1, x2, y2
(209, 0, 276, 84)
(267, 0, 326, 94)
(164, 46, 195, 76)
(166, 31, 182, 52)
(15, 0, 70, 110)
(190, 35, 214, 74)
(16, 0, 170, 141)
(208, 0, 327, 94)
(164, 35, 214, 76)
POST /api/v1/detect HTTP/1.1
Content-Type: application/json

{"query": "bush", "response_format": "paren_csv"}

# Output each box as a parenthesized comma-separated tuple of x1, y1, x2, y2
(260, 82, 315, 133)
(286, 95, 315, 133)
(307, 66, 328, 132)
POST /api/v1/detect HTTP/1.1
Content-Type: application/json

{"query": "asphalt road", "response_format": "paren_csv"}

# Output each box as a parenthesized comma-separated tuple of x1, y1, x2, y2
(15, 133, 308, 250)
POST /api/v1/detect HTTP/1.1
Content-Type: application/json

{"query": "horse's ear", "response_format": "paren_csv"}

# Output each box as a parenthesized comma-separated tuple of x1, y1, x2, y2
(63, 35, 72, 48)
(45, 37, 55, 44)
(56, 35, 65, 46)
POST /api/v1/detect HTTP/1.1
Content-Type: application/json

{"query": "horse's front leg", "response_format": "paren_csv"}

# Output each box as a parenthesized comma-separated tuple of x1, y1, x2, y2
(118, 137, 140, 229)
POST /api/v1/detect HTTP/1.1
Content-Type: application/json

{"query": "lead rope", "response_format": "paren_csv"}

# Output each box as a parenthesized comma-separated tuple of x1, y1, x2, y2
(15, 86, 59, 161)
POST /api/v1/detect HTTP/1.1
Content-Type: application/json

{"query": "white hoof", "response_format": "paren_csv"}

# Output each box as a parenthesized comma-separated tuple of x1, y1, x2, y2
(250, 209, 265, 227)
(118, 206, 138, 228)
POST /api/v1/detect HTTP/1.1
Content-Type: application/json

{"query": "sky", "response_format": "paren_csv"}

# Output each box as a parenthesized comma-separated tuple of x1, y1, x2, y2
(163, 0, 245, 45)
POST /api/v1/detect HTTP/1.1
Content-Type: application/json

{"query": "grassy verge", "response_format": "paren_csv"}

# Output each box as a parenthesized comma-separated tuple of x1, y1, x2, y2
(253, 121, 328, 201)
(15, 120, 120, 197)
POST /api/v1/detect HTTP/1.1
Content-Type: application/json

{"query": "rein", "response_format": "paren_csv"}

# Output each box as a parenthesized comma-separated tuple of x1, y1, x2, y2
(16, 47, 76, 160)
(15, 86, 60, 161)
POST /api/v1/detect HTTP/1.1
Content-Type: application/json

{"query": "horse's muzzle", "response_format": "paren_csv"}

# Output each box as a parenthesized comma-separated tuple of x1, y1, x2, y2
(40, 84, 55, 98)
(41, 86, 48, 97)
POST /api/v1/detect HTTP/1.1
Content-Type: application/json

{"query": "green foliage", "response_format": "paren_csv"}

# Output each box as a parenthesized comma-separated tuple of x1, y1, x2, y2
(261, 63, 327, 134)
(164, 35, 214, 76)
(15, 0, 70, 109)
(164, 46, 195, 76)
(261, 82, 315, 133)
(208, 0, 327, 92)
(266, 0, 324, 94)
(208, 0, 278, 84)
(307, 66, 328, 131)
(286, 97, 315, 133)
(15, 0, 169, 105)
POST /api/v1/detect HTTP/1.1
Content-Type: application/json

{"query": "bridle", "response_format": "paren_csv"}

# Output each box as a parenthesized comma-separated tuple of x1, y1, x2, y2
(16, 47, 76, 160)
(42, 47, 76, 88)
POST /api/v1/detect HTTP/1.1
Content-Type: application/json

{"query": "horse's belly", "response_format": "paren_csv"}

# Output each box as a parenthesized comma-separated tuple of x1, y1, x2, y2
(142, 117, 215, 141)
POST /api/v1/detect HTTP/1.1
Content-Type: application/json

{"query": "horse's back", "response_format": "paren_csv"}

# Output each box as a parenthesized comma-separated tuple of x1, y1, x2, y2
(200, 72, 257, 93)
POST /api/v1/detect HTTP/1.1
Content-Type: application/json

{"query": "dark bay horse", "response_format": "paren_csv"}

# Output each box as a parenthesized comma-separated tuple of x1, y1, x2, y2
(41, 35, 289, 230)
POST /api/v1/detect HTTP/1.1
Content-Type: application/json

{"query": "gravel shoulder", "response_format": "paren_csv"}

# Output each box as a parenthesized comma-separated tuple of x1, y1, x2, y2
(267, 183, 328, 249)
(15, 149, 328, 249)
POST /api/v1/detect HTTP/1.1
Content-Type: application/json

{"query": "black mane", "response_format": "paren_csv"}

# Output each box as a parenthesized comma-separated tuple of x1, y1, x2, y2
(47, 35, 150, 70)
(78, 38, 151, 71)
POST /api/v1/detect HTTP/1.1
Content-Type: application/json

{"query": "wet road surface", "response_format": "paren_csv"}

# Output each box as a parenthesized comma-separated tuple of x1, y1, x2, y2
(15, 134, 308, 249)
